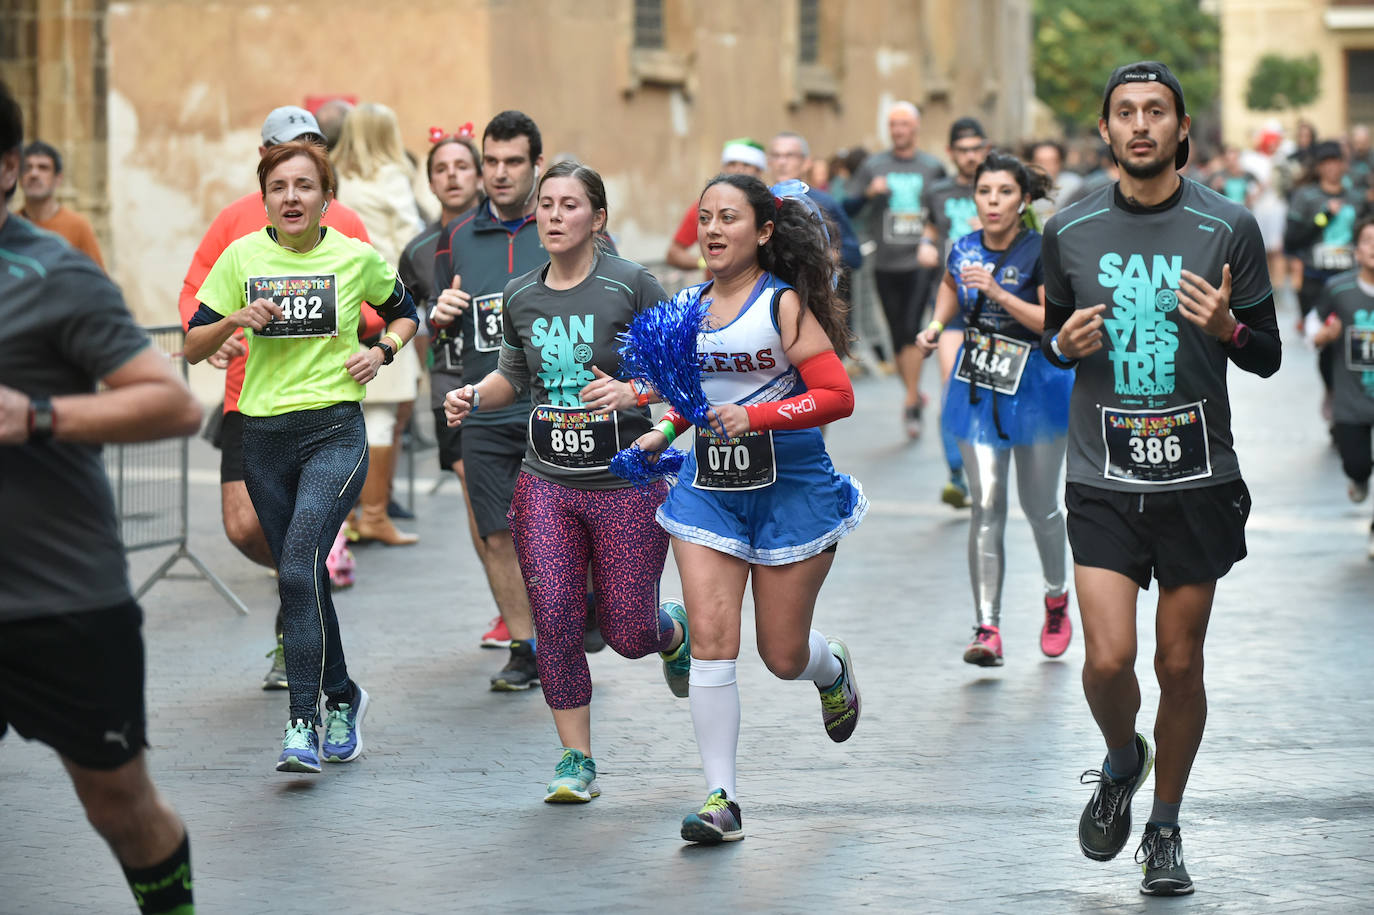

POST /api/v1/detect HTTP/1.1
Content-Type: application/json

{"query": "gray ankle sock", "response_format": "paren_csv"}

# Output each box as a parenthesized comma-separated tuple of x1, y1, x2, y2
(1106, 738, 1140, 779)
(1149, 798, 1181, 826)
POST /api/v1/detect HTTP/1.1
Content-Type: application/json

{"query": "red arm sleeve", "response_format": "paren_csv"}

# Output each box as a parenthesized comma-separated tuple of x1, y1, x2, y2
(742, 350, 854, 432)
(660, 408, 692, 435)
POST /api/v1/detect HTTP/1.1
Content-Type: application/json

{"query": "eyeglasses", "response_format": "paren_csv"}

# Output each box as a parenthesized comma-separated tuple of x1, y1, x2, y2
(952, 143, 987, 154)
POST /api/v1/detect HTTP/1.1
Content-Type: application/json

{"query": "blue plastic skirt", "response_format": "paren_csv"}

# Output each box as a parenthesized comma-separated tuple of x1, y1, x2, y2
(941, 346, 1073, 448)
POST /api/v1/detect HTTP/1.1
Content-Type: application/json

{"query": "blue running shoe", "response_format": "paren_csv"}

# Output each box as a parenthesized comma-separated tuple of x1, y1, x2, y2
(276, 719, 321, 773)
(544, 748, 600, 803)
(322, 686, 369, 763)
(659, 599, 691, 698)
(681, 789, 744, 844)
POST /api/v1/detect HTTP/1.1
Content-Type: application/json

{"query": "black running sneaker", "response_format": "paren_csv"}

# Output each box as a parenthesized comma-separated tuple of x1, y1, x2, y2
(1137, 823, 1194, 896)
(1077, 733, 1154, 861)
(681, 789, 744, 844)
(490, 639, 540, 691)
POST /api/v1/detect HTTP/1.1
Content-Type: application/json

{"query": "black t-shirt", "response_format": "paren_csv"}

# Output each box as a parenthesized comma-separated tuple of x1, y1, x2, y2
(1317, 271, 1374, 425)
(0, 216, 150, 620)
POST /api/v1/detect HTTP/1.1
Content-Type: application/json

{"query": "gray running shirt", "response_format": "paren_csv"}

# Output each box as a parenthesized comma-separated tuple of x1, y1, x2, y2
(1317, 271, 1374, 425)
(848, 149, 946, 272)
(1042, 179, 1272, 492)
(0, 216, 149, 620)
(922, 177, 979, 246)
(496, 252, 666, 489)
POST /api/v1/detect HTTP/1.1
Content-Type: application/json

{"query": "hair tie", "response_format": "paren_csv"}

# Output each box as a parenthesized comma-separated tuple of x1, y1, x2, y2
(773, 195, 784, 211)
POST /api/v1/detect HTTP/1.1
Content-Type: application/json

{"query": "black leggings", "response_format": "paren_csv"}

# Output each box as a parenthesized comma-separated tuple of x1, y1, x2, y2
(243, 403, 368, 721)
(1333, 422, 1373, 485)
(875, 267, 939, 350)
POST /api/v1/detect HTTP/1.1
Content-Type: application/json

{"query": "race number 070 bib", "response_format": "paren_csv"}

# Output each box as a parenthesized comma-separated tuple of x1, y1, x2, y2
(528, 405, 619, 471)
(248, 274, 338, 338)
(473, 293, 504, 352)
(1346, 326, 1374, 371)
(1101, 402, 1212, 485)
(955, 329, 1032, 395)
(693, 430, 776, 491)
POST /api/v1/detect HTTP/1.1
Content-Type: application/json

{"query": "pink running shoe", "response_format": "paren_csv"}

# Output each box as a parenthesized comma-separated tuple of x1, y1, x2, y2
(326, 524, 355, 589)
(481, 616, 511, 649)
(1041, 592, 1072, 657)
(963, 625, 1003, 666)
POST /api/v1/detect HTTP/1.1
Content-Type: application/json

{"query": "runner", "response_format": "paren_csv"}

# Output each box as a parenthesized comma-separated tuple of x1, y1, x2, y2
(633, 173, 866, 844)
(918, 117, 990, 507)
(430, 110, 545, 690)
(1312, 215, 1374, 558)
(177, 106, 376, 688)
(844, 102, 947, 438)
(444, 160, 689, 802)
(916, 151, 1073, 666)
(0, 77, 200, 914)
(1041, 62, 1281, 895)
(186, 140, 419, 772)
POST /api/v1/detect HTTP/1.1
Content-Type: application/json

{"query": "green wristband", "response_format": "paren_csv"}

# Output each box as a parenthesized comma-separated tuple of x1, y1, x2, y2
(655, 418, 678, 445)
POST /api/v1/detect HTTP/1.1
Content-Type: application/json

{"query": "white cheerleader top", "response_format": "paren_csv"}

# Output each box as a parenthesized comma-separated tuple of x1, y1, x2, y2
(693, 273, 801, 407)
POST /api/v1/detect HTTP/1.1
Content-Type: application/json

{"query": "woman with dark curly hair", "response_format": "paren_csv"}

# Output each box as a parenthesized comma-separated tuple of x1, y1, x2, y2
(633, 173, 867, 845)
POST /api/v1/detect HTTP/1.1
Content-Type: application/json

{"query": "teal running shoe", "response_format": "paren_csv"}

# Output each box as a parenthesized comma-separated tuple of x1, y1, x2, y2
(681, 789, 744, 844)
(276, 719, 321, 773)
(322, 685, 369, 763)
(818, 637, 860, 742)
(659, 599, 691, 698)
(544, 748, 600, 803)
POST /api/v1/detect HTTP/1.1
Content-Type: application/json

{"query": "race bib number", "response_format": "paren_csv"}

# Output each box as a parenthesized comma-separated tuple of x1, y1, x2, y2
(1346, 327, 1374, 371)
(955, 330, 1032, 395)
(435, 331, 463, 372)
(528, 405, 618, 471)
(1313, 243, 1353, 272)
(1101, 403, 1211, 485)
(883, 210, 925, 245)
(693, 430, 776, 491)
(473, 293, 504, 352)
(248, 274, 338, 338)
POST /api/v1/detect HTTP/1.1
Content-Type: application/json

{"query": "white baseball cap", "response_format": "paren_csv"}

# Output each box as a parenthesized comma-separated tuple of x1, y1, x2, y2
(261, 106, 323, 146)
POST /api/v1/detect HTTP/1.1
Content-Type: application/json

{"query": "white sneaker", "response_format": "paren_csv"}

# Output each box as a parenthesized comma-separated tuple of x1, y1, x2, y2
(1349, 480, 1370, 503)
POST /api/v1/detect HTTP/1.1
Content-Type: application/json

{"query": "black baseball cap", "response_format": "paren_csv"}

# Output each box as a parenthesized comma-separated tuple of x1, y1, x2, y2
(1101, 61, 1189, 169)
(949, 117, 986, 146)
(1312, 140, 1343, 163)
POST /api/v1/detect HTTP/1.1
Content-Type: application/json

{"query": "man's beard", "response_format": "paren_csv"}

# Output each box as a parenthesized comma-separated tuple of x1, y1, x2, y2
(1117, 145, 1174, 181)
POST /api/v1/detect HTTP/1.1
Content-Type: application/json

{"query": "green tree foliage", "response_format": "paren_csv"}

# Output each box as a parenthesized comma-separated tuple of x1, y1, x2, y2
(1244, 53, 1321, 112)
(1033, 0, 1220, 131)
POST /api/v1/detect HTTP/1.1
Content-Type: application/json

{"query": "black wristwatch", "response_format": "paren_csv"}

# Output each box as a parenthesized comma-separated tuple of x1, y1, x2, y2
(28, 397, 54, 443)
(373, 340, 396, 365)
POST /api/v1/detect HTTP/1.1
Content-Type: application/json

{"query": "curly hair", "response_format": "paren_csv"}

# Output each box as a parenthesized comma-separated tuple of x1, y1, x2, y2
(700, 173, 850, 356)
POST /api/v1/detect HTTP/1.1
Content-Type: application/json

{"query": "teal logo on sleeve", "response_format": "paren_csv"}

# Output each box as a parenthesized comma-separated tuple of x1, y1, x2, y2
(531, 314, 596, 406)
(1097, 253, 1183, 396)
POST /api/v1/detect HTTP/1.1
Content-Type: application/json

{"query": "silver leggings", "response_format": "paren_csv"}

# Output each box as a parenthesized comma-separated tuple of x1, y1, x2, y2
(958, 437, 1069, 628)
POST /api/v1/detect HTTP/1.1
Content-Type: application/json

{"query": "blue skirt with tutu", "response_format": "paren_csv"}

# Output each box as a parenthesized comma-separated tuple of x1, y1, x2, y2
(942, 345, 1072, 448)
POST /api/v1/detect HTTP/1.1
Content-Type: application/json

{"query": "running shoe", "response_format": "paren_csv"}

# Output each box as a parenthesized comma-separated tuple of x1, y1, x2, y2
(262, 635, 288, 690)
(963, 625, 1003, 667)
(1136, 823, 1194, 896)
(490, 639, 539, 691)
(659, 599, 691, 698)
(276, 719, 321, 773)
(543, 748, 600, 803)
(1078, 733, 1154, 861)
(680, 789, 744, 844)
(481, 616, 511, 649)
(1040, 592, 1072, 658)
(1368, 529, 1374, 561)
(322, 685, 370, 763)
(940, 471, 971, 509)
(903, 404, 923, 439)
(1349, 479, 1370, 503)
(818, 637, 860, 742)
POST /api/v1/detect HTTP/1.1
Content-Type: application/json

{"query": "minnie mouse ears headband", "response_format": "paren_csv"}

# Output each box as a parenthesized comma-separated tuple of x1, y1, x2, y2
(428, 123, 475, 144)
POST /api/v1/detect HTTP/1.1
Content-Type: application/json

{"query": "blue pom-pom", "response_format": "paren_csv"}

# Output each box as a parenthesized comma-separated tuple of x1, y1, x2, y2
(618, 287, 713, 426)
(610, 445, 687, 486)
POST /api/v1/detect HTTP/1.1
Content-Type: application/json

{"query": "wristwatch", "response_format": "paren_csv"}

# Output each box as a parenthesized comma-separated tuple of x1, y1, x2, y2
(28, 397, 54, 443)
(1223, 321, 1250, 349)
(373, 340, 396, 365)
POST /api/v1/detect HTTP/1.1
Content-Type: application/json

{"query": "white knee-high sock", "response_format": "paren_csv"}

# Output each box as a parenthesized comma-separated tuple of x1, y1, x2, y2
(689, 658, 739, 799)
(795, 629, 842, 688)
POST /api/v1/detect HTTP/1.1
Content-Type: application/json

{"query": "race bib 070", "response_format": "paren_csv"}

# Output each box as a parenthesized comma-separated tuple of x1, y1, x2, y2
(473, 293, 504, 352)
(1101, 402, 1211, 485)
(248, 274, 338, 338)
(693, 430, 776, 491)
(528, 405, 618, 471)
(955, 329, 1032, 395)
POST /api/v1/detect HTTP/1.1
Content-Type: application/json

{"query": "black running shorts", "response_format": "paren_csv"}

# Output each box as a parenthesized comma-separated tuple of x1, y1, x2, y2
(220, 410, 246, 484)
(1066, 480, 1251, 590)
(432, 406, 464, 471)
(460, 420, 527, 538)
(0, 601, 147, 770)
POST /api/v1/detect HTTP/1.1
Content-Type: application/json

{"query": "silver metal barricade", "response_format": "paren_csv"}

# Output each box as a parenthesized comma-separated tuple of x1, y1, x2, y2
(104, 324, 249, 615)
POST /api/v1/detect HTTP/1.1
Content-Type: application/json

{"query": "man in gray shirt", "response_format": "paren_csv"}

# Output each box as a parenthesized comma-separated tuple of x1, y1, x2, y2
(844, 101, 946, 438)
(1041, 61, 1281, 898)
(0, 79, 202, 914)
